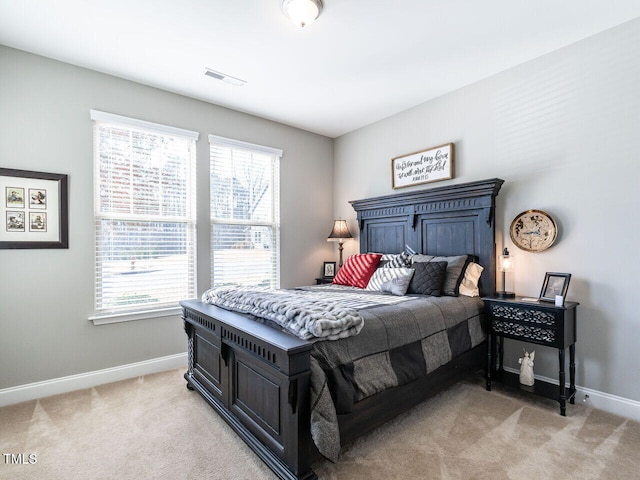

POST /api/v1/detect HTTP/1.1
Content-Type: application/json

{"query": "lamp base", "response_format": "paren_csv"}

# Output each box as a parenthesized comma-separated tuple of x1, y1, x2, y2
(496, 290, 516, 299)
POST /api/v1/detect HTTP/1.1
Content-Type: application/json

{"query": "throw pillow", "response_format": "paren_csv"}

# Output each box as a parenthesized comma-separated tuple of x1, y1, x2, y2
(332, 253, 382, 289)
(366, 267, 415, 296)
(411, 254, 470, 296)
(380, 252, 412, 268)
(407, 261, 448, 296)
(458, 262, 484, 297)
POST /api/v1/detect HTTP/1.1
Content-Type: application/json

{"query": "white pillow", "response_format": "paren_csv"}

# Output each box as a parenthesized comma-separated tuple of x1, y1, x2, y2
(458, 262, 484, 297)
(366, 267, 415, 296)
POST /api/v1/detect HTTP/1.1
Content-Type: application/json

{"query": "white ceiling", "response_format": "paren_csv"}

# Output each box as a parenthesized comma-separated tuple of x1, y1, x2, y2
(1, 0, 639, 138)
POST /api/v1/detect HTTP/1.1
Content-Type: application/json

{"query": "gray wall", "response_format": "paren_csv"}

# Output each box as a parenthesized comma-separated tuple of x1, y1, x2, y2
(334, 18, 640, 402)
(0, 46, 334, 389)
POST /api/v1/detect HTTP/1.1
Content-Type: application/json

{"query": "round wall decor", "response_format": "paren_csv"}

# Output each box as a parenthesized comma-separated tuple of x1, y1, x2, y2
(509, 210, 557, 252)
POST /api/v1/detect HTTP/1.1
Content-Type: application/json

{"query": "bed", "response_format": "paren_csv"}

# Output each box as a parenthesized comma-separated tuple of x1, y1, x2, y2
(181, 178, 503, 480)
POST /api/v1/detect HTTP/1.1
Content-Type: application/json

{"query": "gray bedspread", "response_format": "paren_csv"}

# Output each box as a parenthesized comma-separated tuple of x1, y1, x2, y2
(307, 287, 485, 461)
(203, 284, 484, 462)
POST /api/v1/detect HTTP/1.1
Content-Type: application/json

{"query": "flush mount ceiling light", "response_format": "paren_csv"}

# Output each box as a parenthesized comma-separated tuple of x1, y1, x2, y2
(204, 68, 246, 86)
(281, 0, 323, 28)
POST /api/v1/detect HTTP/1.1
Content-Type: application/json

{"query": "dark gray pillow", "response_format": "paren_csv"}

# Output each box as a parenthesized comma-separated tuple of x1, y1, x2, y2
(411, 254, 470, 296)
(407, 261, 448, 296)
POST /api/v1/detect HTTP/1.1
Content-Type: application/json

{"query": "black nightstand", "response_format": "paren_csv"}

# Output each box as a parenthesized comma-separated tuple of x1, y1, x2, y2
(483, 296, 579, 416)
(315, 277, 333, 285)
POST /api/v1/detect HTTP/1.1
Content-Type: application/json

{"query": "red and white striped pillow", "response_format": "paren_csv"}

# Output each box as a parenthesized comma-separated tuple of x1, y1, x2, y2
(332, 253, 382, 289)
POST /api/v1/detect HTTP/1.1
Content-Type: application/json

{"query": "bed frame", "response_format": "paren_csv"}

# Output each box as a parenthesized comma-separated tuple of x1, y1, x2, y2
(181, 178, 503, 480)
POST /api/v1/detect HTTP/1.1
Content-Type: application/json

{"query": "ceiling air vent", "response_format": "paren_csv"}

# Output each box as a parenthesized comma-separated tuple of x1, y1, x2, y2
(204, 68, 246, 86)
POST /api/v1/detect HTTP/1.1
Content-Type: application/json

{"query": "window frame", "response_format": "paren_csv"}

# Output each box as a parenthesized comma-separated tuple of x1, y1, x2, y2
(90, 110, 198, 324)
(209, 134, 282, 290)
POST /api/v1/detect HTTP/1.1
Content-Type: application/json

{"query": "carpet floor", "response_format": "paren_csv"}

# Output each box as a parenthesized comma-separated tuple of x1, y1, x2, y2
(1, 369, 639, 479)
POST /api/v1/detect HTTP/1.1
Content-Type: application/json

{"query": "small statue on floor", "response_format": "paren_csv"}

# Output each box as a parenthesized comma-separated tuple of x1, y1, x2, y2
(519, 350, 535, 386)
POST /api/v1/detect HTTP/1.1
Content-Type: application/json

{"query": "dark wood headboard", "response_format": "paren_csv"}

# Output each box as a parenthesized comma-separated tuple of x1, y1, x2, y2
(350, 178, 504, 297)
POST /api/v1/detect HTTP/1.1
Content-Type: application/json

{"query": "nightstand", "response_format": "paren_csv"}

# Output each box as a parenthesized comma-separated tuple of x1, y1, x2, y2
(483, 296, 579, 416)
(315, 277, 333, 285)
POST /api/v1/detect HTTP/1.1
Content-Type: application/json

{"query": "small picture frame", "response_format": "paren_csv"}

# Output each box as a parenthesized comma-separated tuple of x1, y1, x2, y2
(6, 187, 25, 208)
(29, 188, 47, 209)
(539, 272, 571, 302)
(323, 261, 336, 279)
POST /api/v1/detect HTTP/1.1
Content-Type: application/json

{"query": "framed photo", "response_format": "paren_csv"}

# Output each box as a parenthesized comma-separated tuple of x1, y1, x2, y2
(6, 187, 25, 208)
(29, 188, 47, 209)
(539, 272, 571, 302)
(0, 168, 68, 249)
(391, 143, 454, 189)
(323, 261, 336, 279)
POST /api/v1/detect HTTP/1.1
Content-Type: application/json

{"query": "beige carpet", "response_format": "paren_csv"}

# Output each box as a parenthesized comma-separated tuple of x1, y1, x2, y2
(1, 369, 639, 480)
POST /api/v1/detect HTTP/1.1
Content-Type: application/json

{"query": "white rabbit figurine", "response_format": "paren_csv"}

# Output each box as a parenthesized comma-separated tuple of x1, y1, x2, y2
(519, 350, 535, 386)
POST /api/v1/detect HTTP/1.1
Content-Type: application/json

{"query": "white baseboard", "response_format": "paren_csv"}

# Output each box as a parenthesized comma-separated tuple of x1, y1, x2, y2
(0, 353, 187, 407)
(3, 357, 639, 423)
(574, 385, 640, 422)
(503, 367, 640, 422)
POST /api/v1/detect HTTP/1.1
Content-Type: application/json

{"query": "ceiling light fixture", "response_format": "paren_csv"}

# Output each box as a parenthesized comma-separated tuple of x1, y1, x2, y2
(281, 0, 323, 28)
(204, 68, 246, 86)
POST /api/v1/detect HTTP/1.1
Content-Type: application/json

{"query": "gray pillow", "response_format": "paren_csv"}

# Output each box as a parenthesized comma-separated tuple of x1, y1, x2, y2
(411, 254, 470, 296)
(380, 276, 414, 296)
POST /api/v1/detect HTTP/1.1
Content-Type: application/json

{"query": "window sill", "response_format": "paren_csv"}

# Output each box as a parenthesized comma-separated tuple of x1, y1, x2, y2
(89, 306, 183, 325)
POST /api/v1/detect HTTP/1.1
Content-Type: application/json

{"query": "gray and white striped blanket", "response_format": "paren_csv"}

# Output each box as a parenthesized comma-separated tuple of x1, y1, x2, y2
(202, 285, 416, 340)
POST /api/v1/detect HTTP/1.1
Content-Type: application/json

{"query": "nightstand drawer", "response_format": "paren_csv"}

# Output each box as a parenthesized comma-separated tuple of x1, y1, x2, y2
(490, 318, 556, 345)
(487, 303, 559, 346)
(487, 303, 558, 326)
(484, 299, 577, 349)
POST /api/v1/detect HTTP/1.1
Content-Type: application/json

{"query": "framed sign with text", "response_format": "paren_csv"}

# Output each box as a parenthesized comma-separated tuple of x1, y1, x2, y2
(0, 168, 69, 249)
(391, 143, 454, 189)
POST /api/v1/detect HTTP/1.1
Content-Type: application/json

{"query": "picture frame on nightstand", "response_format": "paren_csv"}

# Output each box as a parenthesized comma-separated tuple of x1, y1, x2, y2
(539, 272, 571, 302)
(323, 261, 336, 279)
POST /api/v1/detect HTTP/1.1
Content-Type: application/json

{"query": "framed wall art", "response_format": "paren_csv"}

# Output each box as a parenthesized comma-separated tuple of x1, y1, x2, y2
(0, 168, 69, 249)
(391, 143, 453, 189)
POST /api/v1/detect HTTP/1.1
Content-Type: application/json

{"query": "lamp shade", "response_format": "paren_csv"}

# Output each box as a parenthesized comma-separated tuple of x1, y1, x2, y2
(496, 247, 515, 298)
(498, 247, 514, 272)
(281, 0, 323, 28)
(327, 219, 352, 241)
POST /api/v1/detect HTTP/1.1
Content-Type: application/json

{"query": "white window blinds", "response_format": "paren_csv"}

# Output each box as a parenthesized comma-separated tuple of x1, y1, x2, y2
(209, 135, 281, 289)
(91, 110, 198, 316)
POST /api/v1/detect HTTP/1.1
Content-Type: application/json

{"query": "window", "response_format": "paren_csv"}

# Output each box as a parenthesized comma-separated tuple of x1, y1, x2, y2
(91, 110, 197, 319)
(209, 135, 281, 289)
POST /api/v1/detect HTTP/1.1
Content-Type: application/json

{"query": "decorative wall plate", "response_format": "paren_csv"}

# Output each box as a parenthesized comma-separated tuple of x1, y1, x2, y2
(509, 210, 557, 252)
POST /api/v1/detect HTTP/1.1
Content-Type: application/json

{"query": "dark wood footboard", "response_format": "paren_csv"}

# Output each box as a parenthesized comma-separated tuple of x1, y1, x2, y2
(181, 299, 317, 480)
